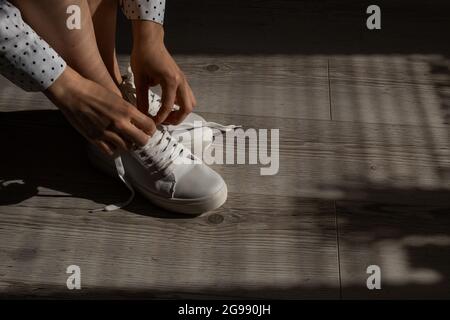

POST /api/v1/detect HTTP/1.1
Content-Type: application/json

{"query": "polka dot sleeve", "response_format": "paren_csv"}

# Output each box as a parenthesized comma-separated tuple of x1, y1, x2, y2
(120, 0, 166, 25)
(0, 0, 66, 92)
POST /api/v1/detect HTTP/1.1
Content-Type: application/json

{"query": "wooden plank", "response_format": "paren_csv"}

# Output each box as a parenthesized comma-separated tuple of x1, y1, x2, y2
(5, 54, 448, 126)
(330, 55, 450, 86)
(0, 194, 339, 299)
(329, 55, 450, 126)
(201, 112, 450, 204)
(1, 54, 331, 121)
(1, 109, 450, 205)
(118, 54, 332, 121)
(337, 200, 450, 299)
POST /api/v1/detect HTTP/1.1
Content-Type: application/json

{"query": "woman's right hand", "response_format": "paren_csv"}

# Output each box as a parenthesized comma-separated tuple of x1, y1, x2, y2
(44, 66, 156, 156)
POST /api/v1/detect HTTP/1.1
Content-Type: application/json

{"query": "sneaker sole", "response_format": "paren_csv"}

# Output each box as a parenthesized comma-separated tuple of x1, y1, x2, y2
(87, 147, 227, 215)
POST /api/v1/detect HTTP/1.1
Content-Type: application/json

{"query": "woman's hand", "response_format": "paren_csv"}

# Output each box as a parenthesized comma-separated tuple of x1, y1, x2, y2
(44, 66, 156, 156)
(130, 20, 196, 125)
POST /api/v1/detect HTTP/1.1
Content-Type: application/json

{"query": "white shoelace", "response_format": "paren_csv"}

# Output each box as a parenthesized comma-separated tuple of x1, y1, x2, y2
(166, 121, 241, 151)
(90, 130, 186, 212)
(90, 68, 241, 212)
(165, 121, 239, 133)
(136, 130, 187, 171)
(139, 86, 242, 140)
(90, 122, 240, 213)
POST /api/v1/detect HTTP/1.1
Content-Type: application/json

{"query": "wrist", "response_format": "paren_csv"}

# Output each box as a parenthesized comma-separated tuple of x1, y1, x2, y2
(132, 20, 164, 47)
(44, 66, 83, 103)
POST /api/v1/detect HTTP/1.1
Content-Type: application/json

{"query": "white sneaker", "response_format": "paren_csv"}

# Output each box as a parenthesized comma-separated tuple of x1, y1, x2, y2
(120, 66, 240, 152)
(88, 129, 228, 214)
(87, 66, 239, 214)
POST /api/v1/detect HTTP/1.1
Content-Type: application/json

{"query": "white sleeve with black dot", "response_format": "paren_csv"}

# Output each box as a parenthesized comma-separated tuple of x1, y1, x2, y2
(0, 0, 66, 92)
(120, 0, 166, 24)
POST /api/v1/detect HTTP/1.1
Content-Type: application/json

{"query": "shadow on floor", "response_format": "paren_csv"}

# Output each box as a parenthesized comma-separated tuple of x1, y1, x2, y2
(0, 110, 194, 220)
(333, 199, 450, 298)
(429, 57, 450, 124)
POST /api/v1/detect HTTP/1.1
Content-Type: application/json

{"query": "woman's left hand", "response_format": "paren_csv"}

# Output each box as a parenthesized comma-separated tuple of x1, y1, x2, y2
(130, 21, 196, 125)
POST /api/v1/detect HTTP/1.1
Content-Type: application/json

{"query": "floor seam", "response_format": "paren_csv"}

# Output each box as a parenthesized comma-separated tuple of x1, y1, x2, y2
(334, 200, 343, 299)
(327, 59, 333, 121)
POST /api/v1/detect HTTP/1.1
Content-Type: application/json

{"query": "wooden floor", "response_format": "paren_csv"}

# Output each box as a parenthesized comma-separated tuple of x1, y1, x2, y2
(1, 1, 450, 299)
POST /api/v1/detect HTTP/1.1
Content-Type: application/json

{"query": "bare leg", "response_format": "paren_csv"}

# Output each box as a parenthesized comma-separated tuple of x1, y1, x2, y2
(88, 0, 123, 87)
(11, 0, 121, 95)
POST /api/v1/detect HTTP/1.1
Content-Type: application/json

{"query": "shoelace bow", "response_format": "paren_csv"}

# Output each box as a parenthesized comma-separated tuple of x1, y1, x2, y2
(126, 82, 241, 138)
(90, 73, 241, 212)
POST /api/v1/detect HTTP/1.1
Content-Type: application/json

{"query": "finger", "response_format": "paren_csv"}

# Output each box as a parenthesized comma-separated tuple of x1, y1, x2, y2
(113, 119, 150, 147)
(102, 130, 128, 152)
(130, 107, 156, 136)
(135, 80, 150, 115)
(164, 83, 193, 125)
(154, 81, 177, 125)
(93, 140, 114, 156)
